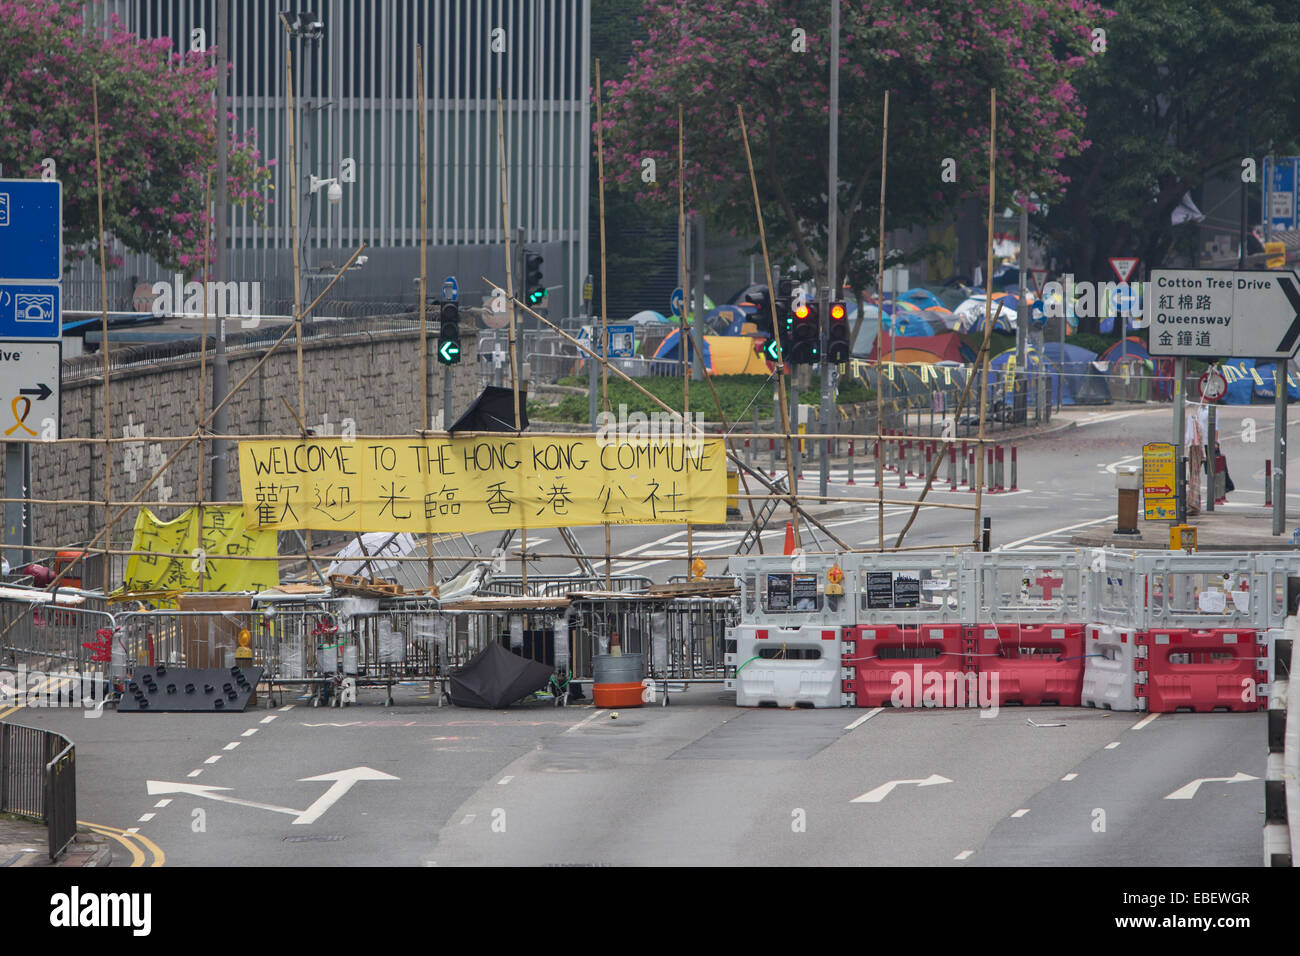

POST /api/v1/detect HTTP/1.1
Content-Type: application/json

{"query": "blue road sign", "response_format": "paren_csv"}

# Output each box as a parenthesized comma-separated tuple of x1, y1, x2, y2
(442, 275, 459, 302)
(1264, 157, 1300, 233)
(0, 180, 62, 282)
(1112, 286, 1140, 314)
(606, 324, 635, 358)
(0, 283, 61, 339)
(670, 287, 684, 318)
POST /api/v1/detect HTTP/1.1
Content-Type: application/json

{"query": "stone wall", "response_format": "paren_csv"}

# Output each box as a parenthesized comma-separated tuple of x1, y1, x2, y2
(7, 316, 479, 549)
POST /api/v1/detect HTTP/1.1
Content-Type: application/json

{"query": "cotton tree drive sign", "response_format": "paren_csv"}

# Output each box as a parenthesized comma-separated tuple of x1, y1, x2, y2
(1148, 269, 1300, 359)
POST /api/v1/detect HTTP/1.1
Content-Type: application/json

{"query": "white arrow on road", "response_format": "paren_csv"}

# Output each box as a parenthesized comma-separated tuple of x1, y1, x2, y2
(851, 774, 952, 804)
(1164, 772, 1258, 800)
(294, 767, 399, 824)
(147, 766, 399, 824)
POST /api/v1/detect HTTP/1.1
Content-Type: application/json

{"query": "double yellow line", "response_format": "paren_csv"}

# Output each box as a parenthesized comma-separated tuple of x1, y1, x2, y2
(78, 821, 165, 867)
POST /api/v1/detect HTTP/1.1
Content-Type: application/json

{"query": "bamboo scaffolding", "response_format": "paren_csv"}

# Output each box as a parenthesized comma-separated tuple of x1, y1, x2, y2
(416, 44, 435, 592)
(874, 92, 889, 553)
(737, 106, 801, 541)
(973, 90, 998, 551)
(594, 59, 612, 587)
(92, 81, 112, 582)
(678, 102, 693, 577)
(495, 86, 525, 588)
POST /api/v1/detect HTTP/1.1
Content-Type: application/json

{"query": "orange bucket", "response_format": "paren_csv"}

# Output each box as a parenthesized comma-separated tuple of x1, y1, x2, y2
(54, 550, 87, 589)
(592, 682, 645, 708)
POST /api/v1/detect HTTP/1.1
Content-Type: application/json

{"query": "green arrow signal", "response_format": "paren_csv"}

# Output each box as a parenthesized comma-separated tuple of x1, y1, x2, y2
(439, 340, 461, 364)
(762, 338, 780, 362)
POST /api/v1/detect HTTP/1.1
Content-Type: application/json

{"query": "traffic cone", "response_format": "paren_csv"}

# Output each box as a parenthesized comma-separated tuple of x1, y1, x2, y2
(784, 521, 796, 555)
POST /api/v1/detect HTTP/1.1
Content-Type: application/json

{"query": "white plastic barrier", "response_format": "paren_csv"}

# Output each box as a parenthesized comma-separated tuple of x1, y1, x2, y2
(970, 549, 1091, 624)
(729, 555, 854, 628)
(1139, 553, 1262, 630)
(724, 624, 844, 708)
(1087, 549, 1144, 629)
(844, 551, 969, 626)
(1081, 623, 1147, 712)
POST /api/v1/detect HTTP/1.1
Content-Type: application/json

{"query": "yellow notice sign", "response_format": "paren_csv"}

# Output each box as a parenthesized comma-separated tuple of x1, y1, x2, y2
(124, 505, 280, 595)
(238, 436, 728, 533)
(1142, 441, 1177, 520)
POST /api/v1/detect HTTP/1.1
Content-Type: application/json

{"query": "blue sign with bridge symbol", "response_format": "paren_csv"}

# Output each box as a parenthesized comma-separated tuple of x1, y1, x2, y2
(0, 179, 62, 341)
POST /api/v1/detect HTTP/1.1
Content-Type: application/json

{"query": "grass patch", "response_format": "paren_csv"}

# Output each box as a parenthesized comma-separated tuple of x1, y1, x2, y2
(530, 374, 872, 424)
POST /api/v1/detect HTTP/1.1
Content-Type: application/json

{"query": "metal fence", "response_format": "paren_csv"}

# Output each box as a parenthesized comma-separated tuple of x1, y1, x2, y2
(569, 595, 739, 683)
(0, 722, 76, 861)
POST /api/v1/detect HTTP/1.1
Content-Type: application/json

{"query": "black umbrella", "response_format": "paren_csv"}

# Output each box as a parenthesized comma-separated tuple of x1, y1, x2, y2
(449, 642, 554, 708)
(449, 385, 528, 433)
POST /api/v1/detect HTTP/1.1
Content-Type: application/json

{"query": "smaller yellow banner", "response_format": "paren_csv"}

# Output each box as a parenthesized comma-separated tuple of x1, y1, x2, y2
(124, 505, 279, 596)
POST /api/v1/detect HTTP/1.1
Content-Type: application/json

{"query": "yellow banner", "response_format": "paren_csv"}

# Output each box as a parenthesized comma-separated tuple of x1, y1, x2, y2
(124, 505, 280, 594)
(237, 436, 727, 533)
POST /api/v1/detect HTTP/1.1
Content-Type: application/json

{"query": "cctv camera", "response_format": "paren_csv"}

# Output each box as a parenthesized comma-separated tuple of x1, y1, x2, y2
(327, 181, 343, 205)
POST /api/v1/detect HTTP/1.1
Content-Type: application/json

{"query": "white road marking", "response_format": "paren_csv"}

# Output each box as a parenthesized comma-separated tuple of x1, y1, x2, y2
(1164, 772, 1258, 800)
(126, 827, 140, 834)
(563, 709, 607, 734)
(138, 813, 155, 822)
(1105, 742, 1121, 750)
(460, 814, 476, 825)
(260, 715, 278, 724)
(1011, 808, 1030, 818)
(845, 707, 884, 730)
(204, 755, 222, 764)
(999, 515, 1117, 551)
(292, 767, 400, 825)
(153, 799, 172, 808)
(498, 775, 514, 785)
(954, 850, 974, 861)
(279, 704, 295, 712)
(1062, 773, 1078, 782)
(188, 769, 203, 778)
(1131, 713, 1160, 730)
(851, 774, 952, 803)
(223, 741, 241, 751)
(241, 728, 259, 737)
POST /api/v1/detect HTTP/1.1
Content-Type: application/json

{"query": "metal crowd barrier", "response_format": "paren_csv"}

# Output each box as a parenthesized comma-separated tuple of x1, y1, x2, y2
(0, 721, 76, 861)
(568, 594, 739, 684)
(478, 575, 655, 598)
(0, 598, 115, 675)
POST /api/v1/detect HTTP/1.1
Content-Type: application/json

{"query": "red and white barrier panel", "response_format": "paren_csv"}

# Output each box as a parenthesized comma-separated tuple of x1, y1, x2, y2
(973, 623, 1086, 707)
(1141, 628, 1268, 713)
(841, 624, 975, 707)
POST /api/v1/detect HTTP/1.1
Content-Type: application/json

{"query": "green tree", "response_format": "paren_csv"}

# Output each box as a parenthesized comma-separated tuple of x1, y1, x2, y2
(0, 0, 271, 271)
(600, 0, 1108, 293)
(1038, 0, 1300, 332)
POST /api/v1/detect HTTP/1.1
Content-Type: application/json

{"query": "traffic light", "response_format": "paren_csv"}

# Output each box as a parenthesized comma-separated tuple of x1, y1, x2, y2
(827, 300, 850, 363)
(524, 250, 545, 305)
(792, 299, 819, 365)
(761, 334, 782, 364)
(775, 278, 795, 359)
(437, 299, 461, 365)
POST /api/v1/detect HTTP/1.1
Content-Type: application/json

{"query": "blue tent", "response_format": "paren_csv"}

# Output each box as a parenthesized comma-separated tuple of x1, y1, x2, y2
(891, 313, 937, 337)
(1219, 359, 1300, 404)
(966, 309, 1016, 334)
(1043, 342, 1111, 405)
(989, 346, 1060, 404)
(897, 287, 945, 310)
(1098, 337, 1151, 364)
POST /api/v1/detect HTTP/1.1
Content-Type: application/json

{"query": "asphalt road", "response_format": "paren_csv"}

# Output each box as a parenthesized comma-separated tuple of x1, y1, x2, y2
(0, 404, 1284, 867)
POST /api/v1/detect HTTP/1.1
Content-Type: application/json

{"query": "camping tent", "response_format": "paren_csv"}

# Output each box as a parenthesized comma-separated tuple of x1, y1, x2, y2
(1219, 359, 1300, 404)
(650, 329, 770, 375)
(1042, 342, 1111, 405)
(1098, 337, 1152, 364)
(869, 332, 974, 365)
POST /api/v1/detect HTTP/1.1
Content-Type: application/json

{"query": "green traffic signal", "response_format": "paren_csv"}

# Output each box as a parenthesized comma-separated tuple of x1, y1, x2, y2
(762, 337, 781, 362)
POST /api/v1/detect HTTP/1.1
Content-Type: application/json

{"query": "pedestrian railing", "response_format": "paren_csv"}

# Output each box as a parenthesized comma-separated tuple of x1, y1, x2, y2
(0, 721, 77, 861)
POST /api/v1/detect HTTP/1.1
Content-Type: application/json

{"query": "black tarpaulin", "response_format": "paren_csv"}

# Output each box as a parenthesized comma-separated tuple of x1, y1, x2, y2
(449, 386, 528, 433)
(448, 641, 553, 708)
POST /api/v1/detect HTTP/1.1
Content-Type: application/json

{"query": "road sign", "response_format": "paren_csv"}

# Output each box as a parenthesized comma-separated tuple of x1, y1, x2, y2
(0, 340, 60, 439)
(606, 323, 634, 359)
(1264, 156, 1300, 232)
(670, 287, 684, 318)
(1142, 441, 1176, 520)
(1265, 240, 1287, 269)
(1198, 367, 1227, 402)
(442, 275, 458, 302)
(0, 180, 62, 282)
(1029, 268, 1048, 296)
(1109, 257, 1139, 283)
(438, 339, 460, 364)
(1111, 284, 1140, 314)
(1148, 269, 1300, 359)
(0, 283, 61, 340)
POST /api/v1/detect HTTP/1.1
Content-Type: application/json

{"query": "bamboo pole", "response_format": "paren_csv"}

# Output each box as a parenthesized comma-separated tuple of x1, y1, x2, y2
(678, 102, 692, 577)
(874, 91, 889, 552)
(197, 173, 212, 592)
(416, 44, 435, 592)
(974, 89, 998, 551)
(495, 87, 525, 587)
(92, 81, 112, 586)
(286, 48, 315, 570)
(736, 106, 801, 544)
(595, 59, 612, 587)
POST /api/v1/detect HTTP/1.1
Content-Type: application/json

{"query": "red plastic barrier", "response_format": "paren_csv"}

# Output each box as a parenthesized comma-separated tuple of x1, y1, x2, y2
(842, 624, 973, 707)
(974, 623, 1085, 706)
(1141, 628, 1266, 713)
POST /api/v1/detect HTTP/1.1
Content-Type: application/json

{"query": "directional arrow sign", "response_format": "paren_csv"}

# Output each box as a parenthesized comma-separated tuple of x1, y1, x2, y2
(1150, 269, 1300, 359)
(294, 767, 399, 824)
(147, 766, 398, 824)
(1164, 771, 1257, 800)
(438, 340, 460, 363)
(20, 382, 52, 402)
(851, 774, 952, 803)
(1144, 484, 1172, 496)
